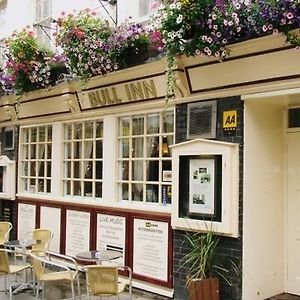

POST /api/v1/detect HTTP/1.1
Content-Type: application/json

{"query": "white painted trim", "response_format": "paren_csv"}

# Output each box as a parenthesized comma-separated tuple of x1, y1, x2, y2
(171, 139, 239, 237)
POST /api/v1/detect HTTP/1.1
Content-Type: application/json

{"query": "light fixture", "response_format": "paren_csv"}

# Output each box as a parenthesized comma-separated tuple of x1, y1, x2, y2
(162, 136, 169, 157)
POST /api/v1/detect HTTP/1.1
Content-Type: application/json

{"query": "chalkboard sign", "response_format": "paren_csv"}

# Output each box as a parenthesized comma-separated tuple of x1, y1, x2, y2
(1, 200, 14, 223)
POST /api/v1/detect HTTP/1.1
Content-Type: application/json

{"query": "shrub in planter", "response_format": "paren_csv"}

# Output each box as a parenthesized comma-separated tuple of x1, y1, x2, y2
(108, 20, 151, 69)
(56, 9, 117, 81)
(3, 28, 67, 95)
(181, 226, 239, 300)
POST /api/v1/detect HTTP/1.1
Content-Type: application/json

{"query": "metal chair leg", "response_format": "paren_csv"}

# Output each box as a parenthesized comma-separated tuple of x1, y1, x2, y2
(71, 282, 75, 300)
(76, 276, 81, 299)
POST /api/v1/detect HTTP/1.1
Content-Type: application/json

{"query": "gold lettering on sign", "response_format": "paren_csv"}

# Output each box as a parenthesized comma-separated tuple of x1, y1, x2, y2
(88, 79, 157, 107)
(125, 80, 157, 101)
(89, 87, 121, 107)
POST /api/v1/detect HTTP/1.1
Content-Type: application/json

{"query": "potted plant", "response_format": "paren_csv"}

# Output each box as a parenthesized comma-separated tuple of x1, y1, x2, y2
(56, 9, 116, 82)
(181, 226, 236, 300)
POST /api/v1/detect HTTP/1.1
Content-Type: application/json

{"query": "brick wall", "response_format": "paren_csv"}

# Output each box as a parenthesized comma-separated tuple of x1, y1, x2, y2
(173, 97, 243, 300)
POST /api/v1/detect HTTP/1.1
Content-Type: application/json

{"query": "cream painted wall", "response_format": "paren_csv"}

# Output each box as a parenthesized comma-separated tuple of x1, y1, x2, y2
(243, 100, 284, 299)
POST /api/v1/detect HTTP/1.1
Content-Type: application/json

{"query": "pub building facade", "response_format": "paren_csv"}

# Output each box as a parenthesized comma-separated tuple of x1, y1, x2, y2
(1, 32, 300, 300)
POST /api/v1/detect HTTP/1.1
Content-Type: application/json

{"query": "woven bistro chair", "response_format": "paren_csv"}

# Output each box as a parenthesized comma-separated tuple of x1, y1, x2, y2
(0, 248, 31, 300)
(31, 229, 53, 252)
(0, 222, 12, 246)
(30, 250, 81, 300)
(85, 265, 132, 299)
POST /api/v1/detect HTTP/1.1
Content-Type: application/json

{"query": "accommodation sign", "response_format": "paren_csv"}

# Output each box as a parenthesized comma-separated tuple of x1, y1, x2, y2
(78, 75, 166, 109)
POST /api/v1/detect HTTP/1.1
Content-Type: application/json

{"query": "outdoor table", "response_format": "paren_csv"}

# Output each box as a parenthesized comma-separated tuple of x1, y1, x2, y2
(76, 249, 123, 265)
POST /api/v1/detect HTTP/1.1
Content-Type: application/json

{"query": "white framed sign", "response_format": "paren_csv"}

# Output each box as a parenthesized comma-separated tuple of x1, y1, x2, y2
(18, 203, 36, 239)
(65, 210, 90, 257)
(133, 218, 169, 282)
(96, 214, 126, 265)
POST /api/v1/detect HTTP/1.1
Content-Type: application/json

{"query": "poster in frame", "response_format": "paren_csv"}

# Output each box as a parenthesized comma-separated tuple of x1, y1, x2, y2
(179, 155, 222, 221)
(189, 158, 215, 215)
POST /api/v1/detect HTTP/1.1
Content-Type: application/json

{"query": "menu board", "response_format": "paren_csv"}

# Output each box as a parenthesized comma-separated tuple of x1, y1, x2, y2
(65, 210, 90, 257)
(96, 214, 126, 265)
(40, 206, 61, 252)
(17, 203, 36, 239)
(1, 200, 14, 223)
(133, 218, 169, 282)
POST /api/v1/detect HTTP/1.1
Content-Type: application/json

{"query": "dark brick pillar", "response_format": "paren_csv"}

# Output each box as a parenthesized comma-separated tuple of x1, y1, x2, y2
(173, 97, 243, 300)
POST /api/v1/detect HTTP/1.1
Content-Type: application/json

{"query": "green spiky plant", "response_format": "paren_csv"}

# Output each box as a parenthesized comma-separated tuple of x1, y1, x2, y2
(181, 225, 236, 286)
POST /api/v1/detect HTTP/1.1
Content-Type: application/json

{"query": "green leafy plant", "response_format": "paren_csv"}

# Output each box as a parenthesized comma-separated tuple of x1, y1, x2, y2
(181, 226, 238, 285)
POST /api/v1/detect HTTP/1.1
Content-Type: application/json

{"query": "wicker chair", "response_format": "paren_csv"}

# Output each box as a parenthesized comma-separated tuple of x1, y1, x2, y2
(31, 229, 53, 252)
(0, 248, 31, 300)
(30, 250, 81, 300)
(0, 222, 12, 246)
(85, 265, 132, 299)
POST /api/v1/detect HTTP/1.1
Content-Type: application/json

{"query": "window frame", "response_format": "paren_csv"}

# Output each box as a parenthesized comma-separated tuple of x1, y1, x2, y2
(117, 110, 174, 205)
(62, 119, 104, 199)
(19, 125, 53, 195)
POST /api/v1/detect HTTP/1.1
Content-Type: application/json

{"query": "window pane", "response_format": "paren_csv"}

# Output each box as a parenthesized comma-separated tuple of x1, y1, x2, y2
(132, 183, 143, 201)
(120, 138, 129, 158)
(120, 118, 130, 136)
(47, 161, 51, 177)
(64, 142, 72, 159)
(84, 162, 93, 179)
(132, 116, 144, 135)
(147, 114, 159, 134)
(132, 137, 143, 158)
(95, 141, 103, 159)
(146, 160, 159, 181)
(31, 128, 37, 142)
(73, 161, 81, 178)
(163, 112, 174, 133)
(132, 161, 143, 181)
(96, 161, 102, 179)
(95, 182, 102, 198)
(84, 182, 92, 196)
(73, 181, 81, 196)
(121, 183, 129, 200)
(74, 124, 82, 139)
(74, 141, 82, 158)
(47, 126, 52, 141)
(146, 136, 159, 157)
(84, 141, 93, 159)
(65, 124, 72, 140)
(38, 126, 46, 142)
(96, 121, 103, 138)
(64, 162, 71, 177)
(120, 161, 129, 180)
(30, 144, 36, 159)
(146, 184, 158, 203)
(139, 0, 150, 17)
(85, 122, 94, 138)
(38, 144, 45, 159)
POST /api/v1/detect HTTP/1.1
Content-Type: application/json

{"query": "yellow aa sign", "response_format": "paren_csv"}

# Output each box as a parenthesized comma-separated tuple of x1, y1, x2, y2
(223, 110, 237, 130)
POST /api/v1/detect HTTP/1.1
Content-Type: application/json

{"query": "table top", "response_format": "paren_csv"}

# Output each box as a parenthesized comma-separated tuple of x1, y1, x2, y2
(76, 249, 123, 263)
(5, 239, 36, 248)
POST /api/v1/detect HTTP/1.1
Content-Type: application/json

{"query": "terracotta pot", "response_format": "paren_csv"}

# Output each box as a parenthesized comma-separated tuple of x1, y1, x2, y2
(187, 277, 219, 300)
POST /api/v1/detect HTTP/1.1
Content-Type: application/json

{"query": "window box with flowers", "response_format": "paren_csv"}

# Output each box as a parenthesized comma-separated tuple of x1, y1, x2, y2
(2, 28, 68, 96)
(56, 9, 154, 82)
(152, 0, 300, 101)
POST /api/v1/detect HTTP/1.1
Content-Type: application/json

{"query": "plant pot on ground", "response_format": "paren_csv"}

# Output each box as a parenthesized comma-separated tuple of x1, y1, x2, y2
(181, 225, 236, 300)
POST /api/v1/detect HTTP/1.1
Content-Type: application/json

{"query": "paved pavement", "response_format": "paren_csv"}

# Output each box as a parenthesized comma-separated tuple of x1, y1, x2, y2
(0, 269, 170, 300)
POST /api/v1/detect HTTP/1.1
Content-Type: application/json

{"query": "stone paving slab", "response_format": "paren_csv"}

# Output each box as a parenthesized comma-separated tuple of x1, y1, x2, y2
(0, 273, 170, 300)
